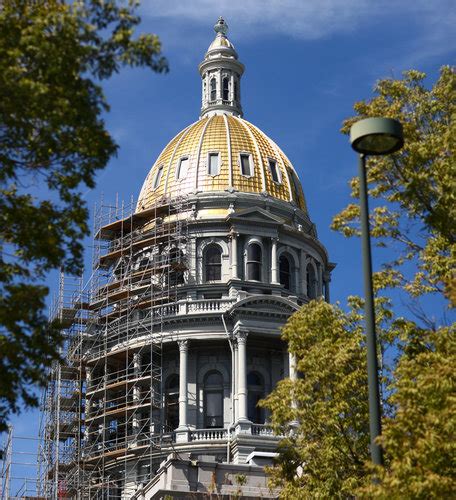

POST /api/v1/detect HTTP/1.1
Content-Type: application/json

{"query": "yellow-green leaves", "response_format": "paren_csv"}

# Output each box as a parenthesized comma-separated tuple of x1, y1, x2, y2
(334, 66, 456, 302)
(363, 325, 456, 498)
(266, 66, 455, 499)
(262, 301, 371, 498)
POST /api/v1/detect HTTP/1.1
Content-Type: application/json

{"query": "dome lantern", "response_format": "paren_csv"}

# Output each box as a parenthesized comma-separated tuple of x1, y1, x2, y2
(199, 17, 245, 118)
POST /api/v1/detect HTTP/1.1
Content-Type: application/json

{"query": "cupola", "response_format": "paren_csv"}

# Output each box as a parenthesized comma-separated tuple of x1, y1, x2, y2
(199, 17, 245, 118)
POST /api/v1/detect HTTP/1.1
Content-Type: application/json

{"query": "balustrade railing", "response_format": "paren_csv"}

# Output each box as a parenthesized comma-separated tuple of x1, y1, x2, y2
(251, 423, 276, 436)
(189, 428, 230, 441)
(180, 298, 235, 315)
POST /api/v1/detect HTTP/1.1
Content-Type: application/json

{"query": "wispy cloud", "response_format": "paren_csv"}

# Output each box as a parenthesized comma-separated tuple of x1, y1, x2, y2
(141, 0, 456, 43)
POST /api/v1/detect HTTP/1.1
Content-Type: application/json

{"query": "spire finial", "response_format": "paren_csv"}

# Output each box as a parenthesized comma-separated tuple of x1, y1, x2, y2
(214, 16, 228, 36)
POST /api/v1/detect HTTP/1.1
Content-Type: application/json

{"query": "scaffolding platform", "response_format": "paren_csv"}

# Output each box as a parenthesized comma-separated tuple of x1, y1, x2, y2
(38, 195, 190, 499)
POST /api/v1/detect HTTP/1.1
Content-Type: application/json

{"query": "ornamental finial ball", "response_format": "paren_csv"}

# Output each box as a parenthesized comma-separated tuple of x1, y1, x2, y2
(214, 17, 228, 36)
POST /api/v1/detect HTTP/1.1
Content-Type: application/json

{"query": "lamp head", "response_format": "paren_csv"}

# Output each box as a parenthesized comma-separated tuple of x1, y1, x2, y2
(350, 117, 403, 155)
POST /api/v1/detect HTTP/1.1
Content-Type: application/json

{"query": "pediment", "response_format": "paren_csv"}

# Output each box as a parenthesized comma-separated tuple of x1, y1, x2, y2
(226, 207, 285, 225)
(227, 295, 300, 318)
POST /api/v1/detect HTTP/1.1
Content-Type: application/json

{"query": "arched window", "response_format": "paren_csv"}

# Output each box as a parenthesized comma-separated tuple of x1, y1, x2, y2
(210, 78, 217, 101)
(168, 248, 184, 286)
(246, 243, 262, 281)
(234, 80, 238, 100)
(204, 371, 223, 428)
(222, 77, 229, 100)
(279, 255, 291, 290)
(165, 375, 179, 431)
(205, 245, 222, 281)
(306, 263, 316, 299)
(247, 372, 265, 423)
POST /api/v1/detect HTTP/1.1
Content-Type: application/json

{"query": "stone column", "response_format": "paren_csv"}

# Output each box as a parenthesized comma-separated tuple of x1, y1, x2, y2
(235, 332, 251, 433)
(271, 238, 279, 284)
(230, 231, 239, 280)
(300, 250, 307, 296)
(177, 340, 188, 429)
(85, 367, 92, 427)
(289, 352, 297, 382)
(230, 72, 235, 103)
(132, 352, 141, 402)
(317, 262, 323, 298)
(289, 352, 299, 430)
(217, 69, 222, 100)
(323, 270, 331, 303)
(233, 340, 239, 422)
(132, 352, 141, 441)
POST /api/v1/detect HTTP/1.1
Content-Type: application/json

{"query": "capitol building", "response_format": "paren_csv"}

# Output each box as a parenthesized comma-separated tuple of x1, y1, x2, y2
(39, 17, 334, 499)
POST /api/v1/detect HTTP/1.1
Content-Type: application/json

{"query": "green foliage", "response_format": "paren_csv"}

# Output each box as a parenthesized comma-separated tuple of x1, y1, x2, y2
(265, 66, 456, 498)
(364, 324, 456, 499)
(0, 0, 167, 433)
(262, 300, 371, 498)
(332, 66, 456, 301)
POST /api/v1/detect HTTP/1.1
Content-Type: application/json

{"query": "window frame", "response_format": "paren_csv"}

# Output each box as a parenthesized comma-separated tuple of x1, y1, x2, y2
(222, 77, 229, 101)
(165, 374, 179, 430)
(247, 371, 265, 424)
(204, 244, 223, 282)
(176, 156, 189, 181)
(210, 77, 217, 101)
(306, 263, 317, 299)
(152, 165, 164, 191)
(279, 254, 292, 290)
(246, 242, 262, 282)
(207, 151, 221, 177)
(268, 157, 281, 184)
(239, 152, 254, 178)
(203, 370, 224, 428)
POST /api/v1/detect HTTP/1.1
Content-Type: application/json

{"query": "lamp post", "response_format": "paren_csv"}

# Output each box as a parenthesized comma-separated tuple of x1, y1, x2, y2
(349, 117, 404, 466)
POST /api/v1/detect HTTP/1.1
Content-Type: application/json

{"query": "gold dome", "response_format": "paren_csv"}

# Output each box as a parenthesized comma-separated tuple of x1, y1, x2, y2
(136, 114, 307, 213)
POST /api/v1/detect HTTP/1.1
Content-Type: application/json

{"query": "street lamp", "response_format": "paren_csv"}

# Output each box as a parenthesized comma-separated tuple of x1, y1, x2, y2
(349, 117, 404, 466)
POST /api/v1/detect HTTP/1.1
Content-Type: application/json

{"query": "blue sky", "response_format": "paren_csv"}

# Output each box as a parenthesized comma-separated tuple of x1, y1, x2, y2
(3, 0, 455, 490)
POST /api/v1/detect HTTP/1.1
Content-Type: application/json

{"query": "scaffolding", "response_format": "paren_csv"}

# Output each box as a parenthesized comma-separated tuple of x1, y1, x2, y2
(38, 194, 191, 499)
(1, 427, 41, 500)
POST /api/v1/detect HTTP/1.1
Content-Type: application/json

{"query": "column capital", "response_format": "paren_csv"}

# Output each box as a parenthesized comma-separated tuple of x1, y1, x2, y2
(236, 330, 248, 344)
(177, 339, 189, 352)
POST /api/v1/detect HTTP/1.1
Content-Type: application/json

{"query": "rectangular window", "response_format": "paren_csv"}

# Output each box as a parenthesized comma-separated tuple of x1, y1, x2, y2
(208, 152, 220, 176)
(268, 159, 280, 183)
(240, 153, 252, 176)
(153, 165, 163, 190)
(176, 157, 189, 180)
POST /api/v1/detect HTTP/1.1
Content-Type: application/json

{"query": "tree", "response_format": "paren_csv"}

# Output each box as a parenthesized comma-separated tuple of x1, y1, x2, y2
(363, 322, 456, 499)
(262, 300, 371, 498)
(332, 66, 455, 303)
(264, 66, 456, 497)
(0, 0, 168, 434)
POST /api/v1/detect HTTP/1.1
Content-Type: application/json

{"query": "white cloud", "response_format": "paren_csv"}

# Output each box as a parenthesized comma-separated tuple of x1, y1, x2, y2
(141, 0, 456, 42)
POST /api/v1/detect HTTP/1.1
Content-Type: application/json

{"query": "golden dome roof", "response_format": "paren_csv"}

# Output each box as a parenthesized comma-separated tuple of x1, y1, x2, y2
(136, 114, 307, 213)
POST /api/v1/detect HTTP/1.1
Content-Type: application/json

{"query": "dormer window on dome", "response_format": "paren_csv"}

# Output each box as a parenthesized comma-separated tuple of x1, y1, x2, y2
(239, 152, 253, 177)
(176, 157, 189, 180)
(268, 158, 281, 184)
(153, 165, 163, 190)
(207, 152, 220, 176)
